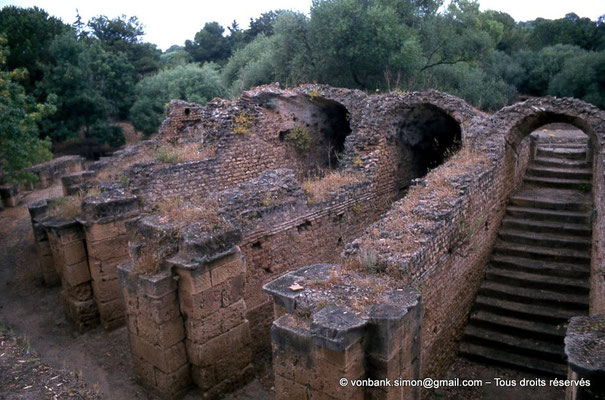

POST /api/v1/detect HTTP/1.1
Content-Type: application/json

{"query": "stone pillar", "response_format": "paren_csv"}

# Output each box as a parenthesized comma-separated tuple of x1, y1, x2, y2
(173, 247, 253, 397)
(264, 263, 422, 400)
(272, 307, 366, 400)
(118, 262, 190, 399)
(365, 301, 423, 400)
(61, 170, 97, 196)
(28, 200, 60, 286)
(564, 314, 605, 400)
(81, 192, 140, 330)
(44, 218, 99, 331)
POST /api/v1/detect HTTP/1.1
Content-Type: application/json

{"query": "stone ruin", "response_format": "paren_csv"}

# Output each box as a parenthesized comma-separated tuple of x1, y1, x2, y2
(23, 83, 605, 399)
(0, 155, 84, 209)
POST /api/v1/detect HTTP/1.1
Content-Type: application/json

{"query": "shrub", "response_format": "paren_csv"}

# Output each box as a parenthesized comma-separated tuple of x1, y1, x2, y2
(130, 63, 226, 136)
(233, 112, 252, 135)
(286, 125, 312, 150)
(47, 196, 81, 220)
(154, 147, 179, 163)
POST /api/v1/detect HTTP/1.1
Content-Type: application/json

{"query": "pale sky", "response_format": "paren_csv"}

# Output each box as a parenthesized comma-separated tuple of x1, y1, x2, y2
(0, 0, 603, 50)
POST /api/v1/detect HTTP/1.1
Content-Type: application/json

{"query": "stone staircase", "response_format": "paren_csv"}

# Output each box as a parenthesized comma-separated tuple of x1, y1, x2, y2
(460, 142, 593, 377)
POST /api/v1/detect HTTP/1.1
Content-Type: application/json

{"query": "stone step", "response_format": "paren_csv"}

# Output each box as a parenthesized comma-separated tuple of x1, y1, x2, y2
(473, 295, 582, 325)
(463, 325, 566, 362)
(479, 281, 588, 310)
(501, 217, 591, 237)
(505, 206, 592, 224)
(526, 166, 592, 180)
(536, 142, 588, 149)
(523, 176, 592, 190)
(491, 255, 589, 279)
(536, 147, 587, 160)
(493, 240, 590, 265)
(485, 265, 589, 294)
(498, 229, 591, 251)
(533, 157, 591, 169)
(508, 194, 591, 212)
(468, 310, 566, 341)
(459, 342, 567, 378)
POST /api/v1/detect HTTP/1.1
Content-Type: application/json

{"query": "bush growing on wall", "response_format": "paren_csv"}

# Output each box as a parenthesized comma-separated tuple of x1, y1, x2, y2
(130, 63, 226, 135)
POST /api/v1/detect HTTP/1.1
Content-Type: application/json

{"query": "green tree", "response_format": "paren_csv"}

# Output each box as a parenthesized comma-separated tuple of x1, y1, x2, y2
(185, 22, 231, 64)
(161, 46, 192, 68)
(245, 10, 286, 41)
(549, 51, 605, 108)
(222, 35, 278, 96)
(309, 0, 422, 90)
(0, 6, 70, 92)
(428, 63, 516, 110)
(129, 63, 226, 135)
(39, 32, 130, 147)
(88, 15, 161, 78)
(512, 44, 586, 96)
(0, 37, 54, 184)
(527, 13, 605, 51)
(417, 0, 493, 75)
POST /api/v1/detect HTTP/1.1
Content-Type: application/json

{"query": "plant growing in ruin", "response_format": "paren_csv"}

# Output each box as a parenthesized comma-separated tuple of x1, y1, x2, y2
(285, 125, 312, 150)
(155, 196, 226, 232)
(232, 111, 252, 134)
(47, 196, 81, 220)
(132, 245, 160, 275)
(302, 171, 363, 203)
(154, 147, 179, 163)
(308, 87, 320, 100)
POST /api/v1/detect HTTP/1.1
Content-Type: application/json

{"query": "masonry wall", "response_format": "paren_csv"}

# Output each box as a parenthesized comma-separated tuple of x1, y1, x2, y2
(240, 183, 396, 356)
(28, 200, 60, 286)
(264, 264, 423, 400)
(27, 155, 85, 189)
(343, 132, 533, 380)
(45, 220, 99, 331)
(83, 218, 132, 329)
(590, 149, 605, 314)
(119, 263, 191, 399)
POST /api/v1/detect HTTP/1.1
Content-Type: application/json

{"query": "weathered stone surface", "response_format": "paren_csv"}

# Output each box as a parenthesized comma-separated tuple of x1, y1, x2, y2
(24, 82, 604, 399)
(565, 314, 605, 400)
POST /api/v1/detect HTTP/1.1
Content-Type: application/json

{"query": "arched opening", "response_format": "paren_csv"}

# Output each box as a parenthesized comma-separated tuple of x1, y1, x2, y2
(270, 94, 352, 178)
(397, 104, 462, 178)
(461, 112, 602, 378)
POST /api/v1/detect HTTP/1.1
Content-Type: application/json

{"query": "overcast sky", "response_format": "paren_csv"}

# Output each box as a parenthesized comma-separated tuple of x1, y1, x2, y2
(1, 0, 603, 50)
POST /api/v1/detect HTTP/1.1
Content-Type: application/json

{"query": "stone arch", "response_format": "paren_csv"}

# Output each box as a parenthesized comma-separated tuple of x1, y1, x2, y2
(495, 97, 605, 153)
(396, 102, 462, 176)
(493, 96, 605, 313)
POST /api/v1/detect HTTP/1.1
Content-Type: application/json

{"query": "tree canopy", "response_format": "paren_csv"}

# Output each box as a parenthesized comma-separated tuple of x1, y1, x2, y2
(0, 36, 54, 184)
(0, 1, 603, 175)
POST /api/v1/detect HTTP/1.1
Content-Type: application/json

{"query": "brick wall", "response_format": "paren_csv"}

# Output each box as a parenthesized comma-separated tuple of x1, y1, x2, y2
(44, 219, 99, 331)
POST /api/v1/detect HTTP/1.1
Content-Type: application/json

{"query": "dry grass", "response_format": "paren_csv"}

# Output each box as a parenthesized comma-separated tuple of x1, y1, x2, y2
(131, 245, 160, 276)
(302, 171, 364, 203)
(353, 145, 489, 266)
(172, 142, 216, 162)
(97, 142, 215, 181)
(154, 143, 216, 164)
(47, 195, 82, 220)
(155, 196, 225, 231)
(96, 148, 153, 181)
(232, 112, 252, 135)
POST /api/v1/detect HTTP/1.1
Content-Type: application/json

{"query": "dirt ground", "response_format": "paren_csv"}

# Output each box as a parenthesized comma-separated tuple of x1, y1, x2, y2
(0, 185, 275, 400)
(428, 357, 565, 400)
(0, 185, 565, 400)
